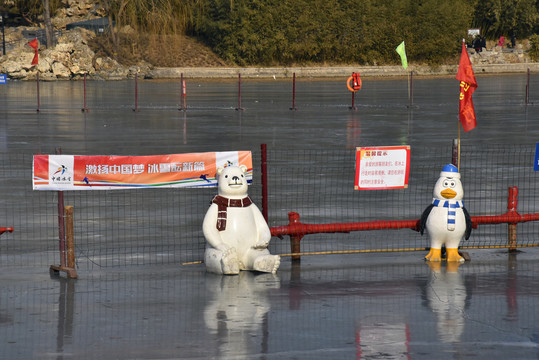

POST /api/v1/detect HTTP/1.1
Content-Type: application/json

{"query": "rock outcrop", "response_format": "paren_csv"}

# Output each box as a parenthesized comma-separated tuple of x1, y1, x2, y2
(0, 0, 150, 81)
(0, 26, 151, 80)
(468, 44, 530, 65)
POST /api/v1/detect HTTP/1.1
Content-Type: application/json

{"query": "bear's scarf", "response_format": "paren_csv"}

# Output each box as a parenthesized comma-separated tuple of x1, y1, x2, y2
(212, 195, 253, 231)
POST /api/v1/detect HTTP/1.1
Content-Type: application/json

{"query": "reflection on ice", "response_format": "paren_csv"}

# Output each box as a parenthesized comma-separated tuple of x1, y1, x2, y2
(204, 272, 280, 357)
(356, 318, 410, 359)
(425, 262, 467, 344)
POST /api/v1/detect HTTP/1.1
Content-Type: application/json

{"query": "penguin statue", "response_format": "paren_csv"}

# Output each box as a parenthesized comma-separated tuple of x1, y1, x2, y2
(420, 164, 472, 262)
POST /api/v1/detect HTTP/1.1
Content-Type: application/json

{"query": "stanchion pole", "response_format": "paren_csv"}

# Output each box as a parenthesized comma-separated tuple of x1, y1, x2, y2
(81, 73, 89, 112)
(526, 68, 530, 105)
(410, 70, 414, 107)
(179, 73, 187, 111)
(261, 143, 268, 223)
(133, 73, 139, 112)
(349, 73, 358, 110)
(290, 72, 297, 110)
(349, 90, 357, 110)
(236, 73, 244, 111)
(36, 72, 40, 112)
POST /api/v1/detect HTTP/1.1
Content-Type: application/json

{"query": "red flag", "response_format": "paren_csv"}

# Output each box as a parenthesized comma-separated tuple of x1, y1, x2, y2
(28, 38, 39, 66)
(456, 40, 477, 132)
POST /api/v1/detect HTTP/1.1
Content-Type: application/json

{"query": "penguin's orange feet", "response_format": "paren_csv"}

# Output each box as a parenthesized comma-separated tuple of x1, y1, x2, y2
(446, 248, 465, 263)
(425, 248, 442, 262)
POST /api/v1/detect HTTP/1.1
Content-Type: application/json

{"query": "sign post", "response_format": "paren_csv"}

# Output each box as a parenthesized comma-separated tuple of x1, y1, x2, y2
(534, 143, 539, 171)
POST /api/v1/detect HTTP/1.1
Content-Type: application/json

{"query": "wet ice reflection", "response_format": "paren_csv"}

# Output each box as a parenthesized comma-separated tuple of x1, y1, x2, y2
(204, 272, 280, 357)
(3, 252, 539, 359)
(424, 262, 466, 344)
(356, 320, 410, 359)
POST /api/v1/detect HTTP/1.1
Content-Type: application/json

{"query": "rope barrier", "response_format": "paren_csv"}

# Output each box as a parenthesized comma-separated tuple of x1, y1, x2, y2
(180, 243, 539, 266)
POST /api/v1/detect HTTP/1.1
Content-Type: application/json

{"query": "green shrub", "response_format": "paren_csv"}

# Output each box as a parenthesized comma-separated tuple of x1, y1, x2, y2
(529, 34, 539, 61)
(192, 0, 474, 66)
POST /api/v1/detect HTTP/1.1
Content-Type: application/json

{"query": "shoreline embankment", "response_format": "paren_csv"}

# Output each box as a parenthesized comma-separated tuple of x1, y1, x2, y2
(149, 63, 539, 79)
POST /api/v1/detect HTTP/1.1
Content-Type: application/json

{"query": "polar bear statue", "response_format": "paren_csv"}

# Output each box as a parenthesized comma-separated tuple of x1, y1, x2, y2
(203, 165, 280, 275)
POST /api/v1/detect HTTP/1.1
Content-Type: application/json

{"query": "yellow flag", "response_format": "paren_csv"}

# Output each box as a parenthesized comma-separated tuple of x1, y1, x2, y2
(396, 41, 408, 69)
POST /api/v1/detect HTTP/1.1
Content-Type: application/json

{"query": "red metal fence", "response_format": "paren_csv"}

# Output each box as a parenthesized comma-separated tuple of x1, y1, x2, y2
(0, 143, 538, 269)
(271, 186, 539, 260)
(264, 143, 539, 261)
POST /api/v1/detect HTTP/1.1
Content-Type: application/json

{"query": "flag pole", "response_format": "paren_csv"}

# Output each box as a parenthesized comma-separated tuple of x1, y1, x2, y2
(457, 121, 461, 171)
(458, 38, 463, 171)
(408, 70, 411, 105)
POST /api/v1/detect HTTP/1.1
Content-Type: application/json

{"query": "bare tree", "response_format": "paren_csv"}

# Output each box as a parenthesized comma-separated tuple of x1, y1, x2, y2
(102, 0, 132, 60)
(42, 0, 54, 48)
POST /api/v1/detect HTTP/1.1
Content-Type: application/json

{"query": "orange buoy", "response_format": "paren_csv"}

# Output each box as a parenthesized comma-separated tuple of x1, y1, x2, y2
(347, 73, 362, 92)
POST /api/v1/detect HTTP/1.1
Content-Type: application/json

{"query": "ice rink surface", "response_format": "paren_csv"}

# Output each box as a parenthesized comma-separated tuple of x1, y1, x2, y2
(0, 75, 538, 359)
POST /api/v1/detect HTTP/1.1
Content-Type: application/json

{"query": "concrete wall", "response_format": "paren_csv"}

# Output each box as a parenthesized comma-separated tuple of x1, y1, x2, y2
(149, 63, 539, 79)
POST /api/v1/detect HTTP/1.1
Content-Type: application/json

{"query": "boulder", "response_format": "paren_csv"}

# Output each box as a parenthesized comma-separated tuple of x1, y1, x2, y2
(0, 27, 140, 80)
(51, 61, 71, 78)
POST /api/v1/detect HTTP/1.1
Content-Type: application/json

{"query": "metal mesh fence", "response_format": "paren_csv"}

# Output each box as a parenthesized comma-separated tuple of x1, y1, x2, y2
(0, 144, 537, 270)
(1, 79, 241, 112)
(266, 144, 539, 256)
(0, 151, 264, 269)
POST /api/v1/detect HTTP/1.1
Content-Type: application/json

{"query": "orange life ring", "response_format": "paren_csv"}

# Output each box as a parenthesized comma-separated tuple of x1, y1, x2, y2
(347, 74, 362, 92)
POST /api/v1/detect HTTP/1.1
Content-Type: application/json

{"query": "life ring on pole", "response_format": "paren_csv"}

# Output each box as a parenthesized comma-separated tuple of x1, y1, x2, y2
(347, 73, 362, 92)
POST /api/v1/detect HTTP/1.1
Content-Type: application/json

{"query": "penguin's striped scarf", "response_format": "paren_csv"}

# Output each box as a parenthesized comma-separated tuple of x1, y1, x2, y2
(432, 199, 464, 231)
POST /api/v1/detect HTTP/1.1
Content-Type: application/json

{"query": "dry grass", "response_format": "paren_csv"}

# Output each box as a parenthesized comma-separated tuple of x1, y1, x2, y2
(88, 32, 229, 67)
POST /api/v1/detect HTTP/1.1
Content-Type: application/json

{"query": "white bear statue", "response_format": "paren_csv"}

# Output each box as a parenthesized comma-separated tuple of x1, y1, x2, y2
(203, 165, 280, 275)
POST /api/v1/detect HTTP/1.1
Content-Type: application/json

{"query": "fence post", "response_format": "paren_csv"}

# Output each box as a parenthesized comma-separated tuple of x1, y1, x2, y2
(81, 73, 89, 112)
(288, 212, 303, 262)
(133, 73, 139, 112)
(65, 205, 76, 270)
(36, 72, 40, 112)
(50, 203, 78, 279)
(236, 73, 245, 111)
(261, 143, 268, 223)
(507, 186, 518, 252)
(409, 70, 414, 107)
(50, 148, 78, 279)
(525, 68, 530, 105)
(56, 147, 66, 269)
(290, 72, 297, 110)
(349, 88, 357, 110)
(179, 73, 187, 111)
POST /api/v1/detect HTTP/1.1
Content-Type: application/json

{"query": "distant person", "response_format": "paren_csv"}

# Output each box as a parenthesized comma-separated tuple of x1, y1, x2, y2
(473, 36, 482, 53)
(511, 33, 516, 48)
(497, 36, 505, 48)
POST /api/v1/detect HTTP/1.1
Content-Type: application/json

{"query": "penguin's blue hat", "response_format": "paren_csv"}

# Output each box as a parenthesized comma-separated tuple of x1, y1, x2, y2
(440, 164, 460, 179)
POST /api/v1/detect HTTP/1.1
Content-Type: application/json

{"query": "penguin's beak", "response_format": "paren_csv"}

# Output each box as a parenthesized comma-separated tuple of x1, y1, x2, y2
(441, 188, 457, 199)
